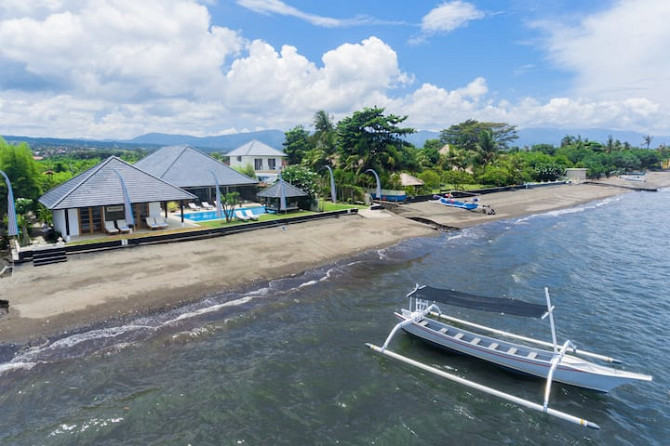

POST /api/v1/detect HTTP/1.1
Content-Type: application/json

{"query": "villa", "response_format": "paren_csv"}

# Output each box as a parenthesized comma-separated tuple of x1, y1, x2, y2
(38, 156, 196, 239)
(135, 145, 258, 203)
(226, 139, 286, 184)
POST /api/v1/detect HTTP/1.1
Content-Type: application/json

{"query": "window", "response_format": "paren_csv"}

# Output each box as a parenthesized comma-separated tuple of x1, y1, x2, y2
(254, 158, 263, 170)
(237, 156, 242, 162)
(268, 158, 276, 170)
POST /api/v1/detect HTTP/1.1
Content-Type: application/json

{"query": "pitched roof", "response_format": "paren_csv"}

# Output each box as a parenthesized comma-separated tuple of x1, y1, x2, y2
(227, 139, 286, 157)
(135, 145, 258, 188)
(39, 156, 196, 210)
(257, 180, 308, 198)
(400, 173, 424, 187)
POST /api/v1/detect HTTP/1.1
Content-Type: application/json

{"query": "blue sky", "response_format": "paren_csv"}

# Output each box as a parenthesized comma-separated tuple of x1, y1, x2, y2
(0, 1, 668, 140)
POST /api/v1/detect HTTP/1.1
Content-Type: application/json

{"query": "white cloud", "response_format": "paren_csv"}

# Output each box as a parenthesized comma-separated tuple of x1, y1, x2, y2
(236, 0, 341, 27)
(410, 1, 484, 43)
(0, 0, 669, 140)
(533, 0, 670, 106)
(0, 0, 244, 101)
(235, 0, 403, 28)
(421, 1, 485, 33)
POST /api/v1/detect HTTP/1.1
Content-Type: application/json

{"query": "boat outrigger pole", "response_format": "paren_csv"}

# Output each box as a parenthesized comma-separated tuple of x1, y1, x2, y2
(365, 343, 600, 429)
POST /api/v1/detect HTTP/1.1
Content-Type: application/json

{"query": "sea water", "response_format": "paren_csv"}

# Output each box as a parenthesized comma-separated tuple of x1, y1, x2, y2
(1, 188, 668, 445)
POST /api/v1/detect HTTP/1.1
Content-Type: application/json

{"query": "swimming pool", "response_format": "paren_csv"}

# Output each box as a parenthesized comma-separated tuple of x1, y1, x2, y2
(180, 206, 266, 222)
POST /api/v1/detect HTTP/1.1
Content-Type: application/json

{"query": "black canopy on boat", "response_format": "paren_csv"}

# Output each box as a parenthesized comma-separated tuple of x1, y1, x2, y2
(410, 286, 547, 318)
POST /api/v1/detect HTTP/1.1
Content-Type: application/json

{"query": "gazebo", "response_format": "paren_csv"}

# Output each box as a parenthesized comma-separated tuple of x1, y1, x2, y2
(39, 156, 196, 238)
(257, 178, 308, 213)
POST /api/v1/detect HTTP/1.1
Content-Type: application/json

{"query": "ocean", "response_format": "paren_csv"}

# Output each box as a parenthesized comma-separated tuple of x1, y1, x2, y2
(1, 187, 668, 445)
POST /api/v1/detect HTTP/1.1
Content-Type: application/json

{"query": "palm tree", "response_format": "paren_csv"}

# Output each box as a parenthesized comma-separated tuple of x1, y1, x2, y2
(476, 129, 498, 165)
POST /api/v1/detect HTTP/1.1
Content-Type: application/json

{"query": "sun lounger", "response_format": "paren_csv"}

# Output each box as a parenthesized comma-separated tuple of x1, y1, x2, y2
(201, 202, 214, 210)
(154, 216, 169, 229)
(145, 217, 160, 230)
(244, 209, 258, 221)
(187, 202, 200, 211)
(116, 219, 132, 233)
(104, 220, 120, 234)
(234, 210, 249, 222)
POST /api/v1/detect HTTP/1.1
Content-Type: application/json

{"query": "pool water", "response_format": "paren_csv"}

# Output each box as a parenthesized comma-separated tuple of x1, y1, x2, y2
(180, 206, 266, 222)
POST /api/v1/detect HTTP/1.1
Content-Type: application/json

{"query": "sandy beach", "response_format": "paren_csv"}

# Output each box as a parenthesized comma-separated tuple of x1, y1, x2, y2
(1, 172, 669, 346)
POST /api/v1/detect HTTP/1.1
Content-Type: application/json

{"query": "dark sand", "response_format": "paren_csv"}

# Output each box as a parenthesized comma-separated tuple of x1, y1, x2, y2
(1, 173, 668, 345)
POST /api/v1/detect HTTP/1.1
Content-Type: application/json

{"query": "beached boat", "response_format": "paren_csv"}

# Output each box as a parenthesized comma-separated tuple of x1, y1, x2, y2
(433, 194, 479, 210)
(367, 285, 652, 428)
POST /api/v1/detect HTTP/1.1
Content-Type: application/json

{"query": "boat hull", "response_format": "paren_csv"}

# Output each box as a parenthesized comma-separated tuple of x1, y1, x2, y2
(397, 313, 651, 392)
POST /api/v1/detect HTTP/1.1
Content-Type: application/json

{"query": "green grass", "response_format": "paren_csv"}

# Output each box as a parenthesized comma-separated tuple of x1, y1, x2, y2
(319, 201, 367, 211)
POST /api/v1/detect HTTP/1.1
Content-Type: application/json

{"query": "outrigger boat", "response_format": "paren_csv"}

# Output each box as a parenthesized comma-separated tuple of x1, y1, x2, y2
(366, 285, 652, 429)
(433, 193, 496, 214)
(433, 194, 479, 210)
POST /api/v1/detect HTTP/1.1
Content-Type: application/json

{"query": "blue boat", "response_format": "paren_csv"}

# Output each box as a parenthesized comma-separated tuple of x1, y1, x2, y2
(433, 194, 479, 210)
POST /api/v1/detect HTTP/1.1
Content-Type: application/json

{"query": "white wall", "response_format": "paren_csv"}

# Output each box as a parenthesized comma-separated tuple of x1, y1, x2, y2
(53, 208, 80, 238)
(52, 209, 66, 236)
(67, 208, 80, 237)
(148, 202, 162, 218)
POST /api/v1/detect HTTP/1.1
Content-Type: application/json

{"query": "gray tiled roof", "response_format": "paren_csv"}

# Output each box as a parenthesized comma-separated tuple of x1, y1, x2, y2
(39, 156, 196, 210)
(257, 180, 308, 198)
(227, 139, 286, 157)
(135, 145, 258, 188)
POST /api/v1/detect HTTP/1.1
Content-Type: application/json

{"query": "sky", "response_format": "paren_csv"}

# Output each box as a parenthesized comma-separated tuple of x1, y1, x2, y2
(0, 0, 669, 140)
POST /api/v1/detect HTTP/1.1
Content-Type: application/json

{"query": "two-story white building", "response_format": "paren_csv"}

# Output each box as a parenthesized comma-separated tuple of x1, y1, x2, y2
(227, 139, 286, 183)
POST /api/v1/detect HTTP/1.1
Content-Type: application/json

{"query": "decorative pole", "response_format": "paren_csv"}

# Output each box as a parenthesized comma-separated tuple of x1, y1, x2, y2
(0, 170, 19, 238)
(323, 165, 337, 204)
(113, 169, 134, 227)
(279, 174, 287, 212)
(209, 170, 223, 219)
(365, 169, 381, 205)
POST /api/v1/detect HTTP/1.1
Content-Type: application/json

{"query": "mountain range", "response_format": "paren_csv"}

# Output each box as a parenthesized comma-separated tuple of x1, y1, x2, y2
(4, 128, 668, 154)
(125, 128, 670, 151)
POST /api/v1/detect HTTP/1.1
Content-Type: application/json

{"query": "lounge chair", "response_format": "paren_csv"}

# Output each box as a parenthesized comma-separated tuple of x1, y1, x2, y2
(234, 210, 249, 222)
(116, 219, 132, 234)
(187, 202, 200, 211)
(145, 217, 160, 230)
(201, 201, 214, 210)
(104, 220, 120, 234)
(244, 209, 259, 221)
(154, 216, 169, 229)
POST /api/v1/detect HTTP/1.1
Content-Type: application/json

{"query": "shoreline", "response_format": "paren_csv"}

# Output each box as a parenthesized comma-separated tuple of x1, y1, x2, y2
(2, 172, 669, 348)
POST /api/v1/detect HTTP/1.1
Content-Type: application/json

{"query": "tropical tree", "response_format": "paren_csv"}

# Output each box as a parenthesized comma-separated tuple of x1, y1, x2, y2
(220, 191, 240, 223)
(475, 129, 499, 165)
(0, 139, 41, 199)
(335, 106, 415, 175)
(232, 163, 257, 179)
(283, 125, 313, 165)
(280, 165, 319, 198)
(439, 119, 518, 153)
(298, 110, 337, 170)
